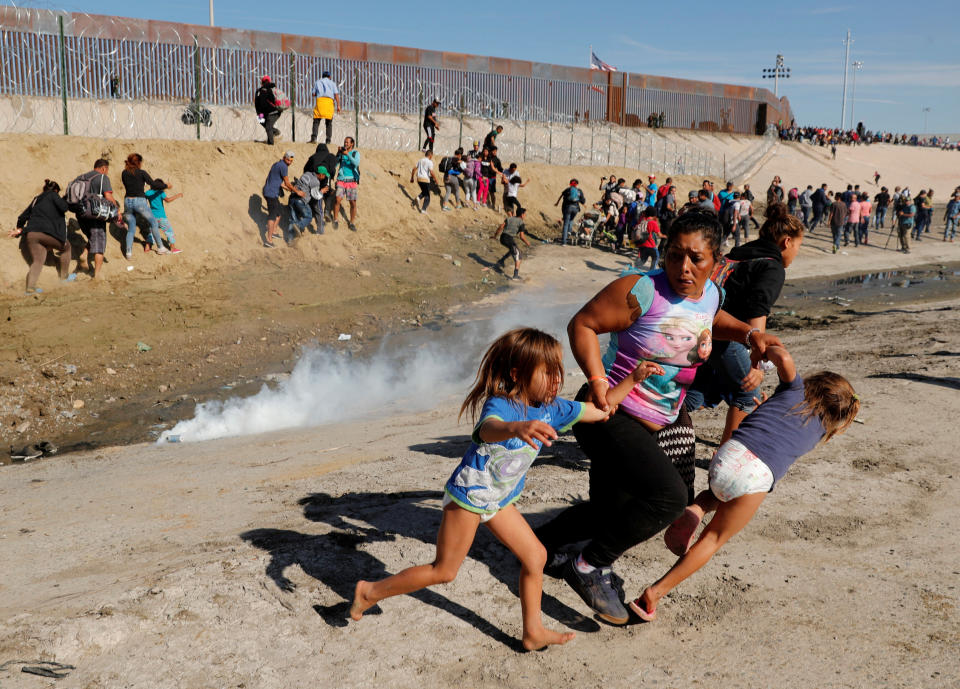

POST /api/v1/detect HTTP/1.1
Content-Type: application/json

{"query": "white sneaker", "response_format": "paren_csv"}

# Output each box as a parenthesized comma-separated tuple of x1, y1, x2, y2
(420, 209, 428, 215)
(156, 247, 170, 255)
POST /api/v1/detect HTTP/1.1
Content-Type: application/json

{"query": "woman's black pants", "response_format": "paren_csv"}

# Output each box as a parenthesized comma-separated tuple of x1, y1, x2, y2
(535, 388, 693, 568)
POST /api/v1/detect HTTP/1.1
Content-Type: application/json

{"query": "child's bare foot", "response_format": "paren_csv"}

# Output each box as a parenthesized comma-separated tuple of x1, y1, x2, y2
(628, 589, 658, 622)
(350, 580, 376, 621)
(664, 506, 702, 556)
(522, 627, 575, 651)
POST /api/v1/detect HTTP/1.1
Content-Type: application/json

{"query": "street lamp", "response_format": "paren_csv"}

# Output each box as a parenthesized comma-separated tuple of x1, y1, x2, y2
(209, 0, 214, 26)
(922, 107, 931, 134)
(762, 54, 791, 98)
(850, 61, 862, 130)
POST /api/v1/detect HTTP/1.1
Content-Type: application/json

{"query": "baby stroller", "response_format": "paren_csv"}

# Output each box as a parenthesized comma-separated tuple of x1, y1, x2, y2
(576, 211, 601, 247)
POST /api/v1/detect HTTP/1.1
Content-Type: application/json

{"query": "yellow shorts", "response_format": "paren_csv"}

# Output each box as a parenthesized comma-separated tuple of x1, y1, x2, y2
(313, 97, 334, 120)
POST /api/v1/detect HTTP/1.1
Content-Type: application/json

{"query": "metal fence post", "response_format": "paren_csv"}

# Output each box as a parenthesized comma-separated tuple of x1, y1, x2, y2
(548, 118, 553, 165)
(589, 123, 595, 166)
(193, 36, 201, 141)
(353, 67, 359, 146)
(607, 125, 612, 165)
(458, 93, 464, 150)
(417, 84, 423, 151)
(523, 117, 528, 163)
(289, 52, 296, 143)
(57, 15, 69, 136)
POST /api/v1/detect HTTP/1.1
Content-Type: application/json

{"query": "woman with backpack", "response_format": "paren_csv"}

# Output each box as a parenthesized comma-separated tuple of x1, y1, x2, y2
(121, 153, 165, 258)
(10, 179, 75, 294)
(684, 203, 804, 445)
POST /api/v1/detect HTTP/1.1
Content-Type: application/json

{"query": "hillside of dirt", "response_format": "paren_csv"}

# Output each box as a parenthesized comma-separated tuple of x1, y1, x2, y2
(1, 133, 957, 454)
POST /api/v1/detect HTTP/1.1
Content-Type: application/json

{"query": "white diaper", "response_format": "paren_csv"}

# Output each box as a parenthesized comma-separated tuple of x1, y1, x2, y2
(708, 439, 774, 502)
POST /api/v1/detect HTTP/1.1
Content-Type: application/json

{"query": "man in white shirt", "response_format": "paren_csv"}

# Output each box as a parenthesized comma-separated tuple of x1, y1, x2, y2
(310, 71, 341, 144)
(737, 192, 753, 241)
(410, 150, 439, 213)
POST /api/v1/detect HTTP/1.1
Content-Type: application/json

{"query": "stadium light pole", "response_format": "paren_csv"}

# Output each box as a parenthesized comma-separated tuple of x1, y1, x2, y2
(840, 30, 853, 129)
(849, 61, 862, 130)
(761, 54, 791, 98)
(922, 107, 931, 134)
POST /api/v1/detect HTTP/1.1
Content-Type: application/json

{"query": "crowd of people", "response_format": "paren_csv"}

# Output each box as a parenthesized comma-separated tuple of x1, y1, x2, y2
(794, 180, 960, 254)
(780, 122, 956, 150)
(260, 137, 360, 246)
(10, 153, 183, 294)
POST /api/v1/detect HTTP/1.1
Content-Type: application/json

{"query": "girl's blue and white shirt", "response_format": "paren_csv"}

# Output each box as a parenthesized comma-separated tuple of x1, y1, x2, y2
(445, 396, 585, 516)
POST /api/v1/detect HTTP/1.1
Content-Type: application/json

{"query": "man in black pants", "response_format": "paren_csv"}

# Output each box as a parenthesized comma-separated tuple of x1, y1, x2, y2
(486, 145, 504, 210)
(422, 98, 440, 152)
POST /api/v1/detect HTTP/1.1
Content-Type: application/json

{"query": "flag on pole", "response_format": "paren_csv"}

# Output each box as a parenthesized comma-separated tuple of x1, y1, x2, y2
(590, 50, 616, 72)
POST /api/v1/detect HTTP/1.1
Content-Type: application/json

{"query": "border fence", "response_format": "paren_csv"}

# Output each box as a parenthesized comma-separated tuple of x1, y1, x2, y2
(0, 4, 789, 176)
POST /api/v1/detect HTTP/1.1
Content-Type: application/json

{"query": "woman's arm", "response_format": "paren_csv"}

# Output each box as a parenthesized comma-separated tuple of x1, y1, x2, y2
(713, 309, 783, 367)
(568, 275, 646, 411)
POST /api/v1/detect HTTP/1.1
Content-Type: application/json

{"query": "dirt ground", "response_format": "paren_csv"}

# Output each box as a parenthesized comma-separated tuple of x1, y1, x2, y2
(2, 134, 958, 454)
(0, 134, 958, 687)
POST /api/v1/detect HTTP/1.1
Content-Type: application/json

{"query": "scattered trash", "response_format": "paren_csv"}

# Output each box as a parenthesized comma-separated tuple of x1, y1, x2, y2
(136, 342, 152, 352)
(15, 421, 30, 434)
(441, 254, 452, 260)
(126, 265, 134, 271)
(338, 333, 352, 341)
(64, 364, 77, 375)
(481, 277, 489, 284)
(558, 265, 567, 271)
(166, 435, 182, 443)
(452, 260, 461, 267)
(0, 659, 75, 680)
(853, 418, 866, 425)
(10, 445, 42, 462)
(72, 400, 84, 410)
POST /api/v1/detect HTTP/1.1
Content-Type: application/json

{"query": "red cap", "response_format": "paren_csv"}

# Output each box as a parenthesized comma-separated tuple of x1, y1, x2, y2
(261, 75, 271, 82)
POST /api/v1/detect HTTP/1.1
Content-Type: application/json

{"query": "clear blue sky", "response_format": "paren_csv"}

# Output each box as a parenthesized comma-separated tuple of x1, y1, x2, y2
(16, 0, 960, 135)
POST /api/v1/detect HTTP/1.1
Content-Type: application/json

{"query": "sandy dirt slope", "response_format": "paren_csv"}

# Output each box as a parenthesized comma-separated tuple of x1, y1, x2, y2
(0, 239, 957, 688)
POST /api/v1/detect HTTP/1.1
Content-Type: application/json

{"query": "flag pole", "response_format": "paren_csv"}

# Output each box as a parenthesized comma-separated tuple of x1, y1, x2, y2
(589, 45, 592, 69)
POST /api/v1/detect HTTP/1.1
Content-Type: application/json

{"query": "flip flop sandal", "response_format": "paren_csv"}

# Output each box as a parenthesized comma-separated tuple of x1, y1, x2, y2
(628, 598, 657, 622)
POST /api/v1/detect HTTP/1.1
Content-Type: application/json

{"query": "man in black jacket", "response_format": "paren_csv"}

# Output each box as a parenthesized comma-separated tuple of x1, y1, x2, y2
(810, 183, 829, 230)
(255, 76, 282, 145)
(304, 143, 339, 223)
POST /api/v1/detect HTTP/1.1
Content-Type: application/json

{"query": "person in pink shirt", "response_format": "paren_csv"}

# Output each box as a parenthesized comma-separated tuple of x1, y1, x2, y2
(857, 193, 872, 245)
(844, 192, 862, 247)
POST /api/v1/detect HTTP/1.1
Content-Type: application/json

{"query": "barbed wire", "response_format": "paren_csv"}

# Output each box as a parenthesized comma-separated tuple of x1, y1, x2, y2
(0, 2, 770, 178)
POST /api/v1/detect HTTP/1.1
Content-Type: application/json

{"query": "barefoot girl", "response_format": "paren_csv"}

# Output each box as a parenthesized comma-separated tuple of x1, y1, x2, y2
(351, 327, 663, 650)
(629, 344, 859, 621)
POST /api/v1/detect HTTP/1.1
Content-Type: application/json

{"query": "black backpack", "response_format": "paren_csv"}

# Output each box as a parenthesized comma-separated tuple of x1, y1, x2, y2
(438, 156, 452, 174)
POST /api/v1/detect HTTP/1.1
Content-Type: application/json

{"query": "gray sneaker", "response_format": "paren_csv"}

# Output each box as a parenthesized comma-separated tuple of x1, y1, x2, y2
(563, 559, 629, 625)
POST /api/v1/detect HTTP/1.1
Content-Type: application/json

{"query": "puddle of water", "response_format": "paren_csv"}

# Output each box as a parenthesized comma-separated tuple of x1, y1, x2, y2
(780, 262, 960, 312)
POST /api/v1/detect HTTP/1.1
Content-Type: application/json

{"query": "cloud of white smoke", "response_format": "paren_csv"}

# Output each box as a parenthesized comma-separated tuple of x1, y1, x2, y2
(160, 289, 584, 444)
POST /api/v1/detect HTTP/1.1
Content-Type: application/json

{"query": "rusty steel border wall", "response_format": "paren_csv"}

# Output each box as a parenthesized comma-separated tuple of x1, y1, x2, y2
(0, 6, 793, 137)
